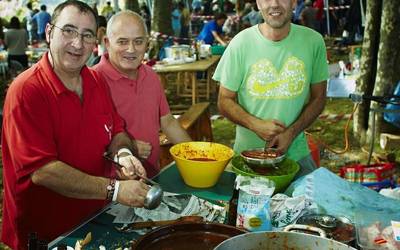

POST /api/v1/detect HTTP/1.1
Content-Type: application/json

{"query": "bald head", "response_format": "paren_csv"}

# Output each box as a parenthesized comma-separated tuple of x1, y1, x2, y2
(106, 10, 148, 38)
(104, 10, 149, 79)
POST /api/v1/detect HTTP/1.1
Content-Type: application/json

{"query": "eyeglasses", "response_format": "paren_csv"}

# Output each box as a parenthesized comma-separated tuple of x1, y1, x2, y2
(52, 24, 97, 44)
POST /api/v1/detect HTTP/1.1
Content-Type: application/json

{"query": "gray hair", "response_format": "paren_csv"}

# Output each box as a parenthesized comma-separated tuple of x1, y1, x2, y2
(106, 10, 148, 38)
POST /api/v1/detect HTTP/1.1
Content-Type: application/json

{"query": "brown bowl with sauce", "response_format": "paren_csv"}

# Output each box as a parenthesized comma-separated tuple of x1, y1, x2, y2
(241, 148, 286, 167)
(132, 222, 247, 250)
(170, 142, 234, 188)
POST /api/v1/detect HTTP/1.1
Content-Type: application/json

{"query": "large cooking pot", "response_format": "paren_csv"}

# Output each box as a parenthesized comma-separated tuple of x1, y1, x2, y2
(214, 226, 357, 250)
(132, 222, 247, 250)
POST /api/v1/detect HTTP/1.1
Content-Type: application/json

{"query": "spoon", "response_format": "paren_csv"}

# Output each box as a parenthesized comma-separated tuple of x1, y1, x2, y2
(103, 153, 164, 210)
(261, 144, 280, 169)
(144, 184, 164, 210)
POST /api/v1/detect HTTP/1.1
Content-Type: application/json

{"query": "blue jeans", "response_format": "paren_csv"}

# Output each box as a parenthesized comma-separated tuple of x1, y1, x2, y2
(295, 154, 318, 179)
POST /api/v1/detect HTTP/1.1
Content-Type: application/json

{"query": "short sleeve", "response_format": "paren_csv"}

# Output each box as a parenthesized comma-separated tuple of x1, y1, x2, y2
(212, 37, 244, 92)
(311, 35, 329, 84)
(2, 83, 57, 178)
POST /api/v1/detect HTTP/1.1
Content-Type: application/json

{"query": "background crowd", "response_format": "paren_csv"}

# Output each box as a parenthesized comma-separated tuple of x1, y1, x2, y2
(0, 0, 366, 77)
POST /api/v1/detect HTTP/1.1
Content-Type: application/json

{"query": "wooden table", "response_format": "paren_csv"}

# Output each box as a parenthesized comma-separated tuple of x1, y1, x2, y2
(154, 55, 221, 104)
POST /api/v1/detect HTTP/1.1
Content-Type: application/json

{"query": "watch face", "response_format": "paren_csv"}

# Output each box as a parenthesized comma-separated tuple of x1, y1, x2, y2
(107, 185, 113, 191)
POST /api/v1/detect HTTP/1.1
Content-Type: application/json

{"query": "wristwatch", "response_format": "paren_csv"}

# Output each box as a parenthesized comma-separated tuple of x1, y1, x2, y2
(106, 179, 116, 201)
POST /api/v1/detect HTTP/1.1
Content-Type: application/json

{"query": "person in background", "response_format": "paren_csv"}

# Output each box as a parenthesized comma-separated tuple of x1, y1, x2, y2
(211, 2, 221, 13)
(93, 11, 191, 178)
(31, 4, 51, 41)
(30, 8, 40, 42)
(25, 2, 35, 43)
(222, 15, 235, 37)
(300, 0, 319, 31)
(139, 4, 151, 32)
(1, 1, 149, 249)
(4, 16, 29, 68)
(293, 0, 305, 24)
(192, 0, 203, 13)
(240, 2, 254, 18)
(180, 2, 191, 43)
(326, 1, 338, 35)
(242, 2, 263, 27)
(101, 1, 114, 20)
(223, 1, 235, 13)
(96, 15, 108, 57)
(213, 0, 328, 178)
(313, 0, 324, 34)
(343, 0, 366, 44)
(197, 13, 228, 46)
(171, 3, 182, 38)
(87, 15, 107, 66)
(203, 0, 213, 15)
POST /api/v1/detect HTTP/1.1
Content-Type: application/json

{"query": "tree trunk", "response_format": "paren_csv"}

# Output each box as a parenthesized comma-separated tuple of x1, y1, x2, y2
(152, 0, 173, 35)
(365, 0, 400, 142)
(149, 0, 173, 59)
(124, 0, 140, 12)
(353, 0, 382, 144)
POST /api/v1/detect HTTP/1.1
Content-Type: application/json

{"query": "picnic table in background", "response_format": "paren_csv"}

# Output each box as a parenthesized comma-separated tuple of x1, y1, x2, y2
(154, 55, 221, 105)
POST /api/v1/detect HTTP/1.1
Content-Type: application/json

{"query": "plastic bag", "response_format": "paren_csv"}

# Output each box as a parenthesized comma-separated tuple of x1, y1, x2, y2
(236, 175, 275, 231)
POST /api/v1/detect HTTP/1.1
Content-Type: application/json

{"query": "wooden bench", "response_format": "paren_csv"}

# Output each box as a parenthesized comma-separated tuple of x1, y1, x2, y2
(380, 121, 400, 150)
(159, 102, 213, 168)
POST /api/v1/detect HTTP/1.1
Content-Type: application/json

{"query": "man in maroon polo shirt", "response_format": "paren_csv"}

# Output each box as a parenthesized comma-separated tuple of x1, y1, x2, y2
(1, 1, 150, 249)
(93, 11, 191, 178)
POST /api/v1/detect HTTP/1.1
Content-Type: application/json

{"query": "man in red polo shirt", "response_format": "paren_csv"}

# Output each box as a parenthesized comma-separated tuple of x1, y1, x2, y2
(93, 11, 191, 178)
(1, 1, 150, 249)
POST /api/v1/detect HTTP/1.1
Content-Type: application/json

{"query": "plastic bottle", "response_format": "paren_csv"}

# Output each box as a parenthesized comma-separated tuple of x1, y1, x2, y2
(190, 41, 197, 60)
(227, 180, 239, 226)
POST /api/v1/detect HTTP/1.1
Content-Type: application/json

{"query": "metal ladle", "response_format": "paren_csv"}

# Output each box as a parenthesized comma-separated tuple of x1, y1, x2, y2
(144, 184, 163, 210)
(103, 153, 164, 210)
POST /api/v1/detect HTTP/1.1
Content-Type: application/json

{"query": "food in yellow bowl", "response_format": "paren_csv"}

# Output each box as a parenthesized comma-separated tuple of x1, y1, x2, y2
(170, 142, 234, 188)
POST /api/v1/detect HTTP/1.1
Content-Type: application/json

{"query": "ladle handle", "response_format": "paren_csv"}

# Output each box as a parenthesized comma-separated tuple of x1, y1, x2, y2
(103, 154, 158, 186)
(128, 216, 203, 230)
(283, 224, 327, 238)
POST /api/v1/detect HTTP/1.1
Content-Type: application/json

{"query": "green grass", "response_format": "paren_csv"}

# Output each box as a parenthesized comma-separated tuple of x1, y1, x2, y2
(212, 118, 236, 148)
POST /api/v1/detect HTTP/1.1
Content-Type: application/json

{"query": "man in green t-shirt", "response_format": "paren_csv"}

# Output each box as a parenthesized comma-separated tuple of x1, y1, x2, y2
(213, 0, 328, 177)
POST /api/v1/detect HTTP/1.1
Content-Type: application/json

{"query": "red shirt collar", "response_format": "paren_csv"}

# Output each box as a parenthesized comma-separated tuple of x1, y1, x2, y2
(97, 53, 147, 82)
(38, 52, 97, 95)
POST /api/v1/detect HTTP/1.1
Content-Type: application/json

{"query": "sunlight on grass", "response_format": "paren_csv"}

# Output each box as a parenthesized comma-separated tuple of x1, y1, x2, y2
(212, 118, 235, 148)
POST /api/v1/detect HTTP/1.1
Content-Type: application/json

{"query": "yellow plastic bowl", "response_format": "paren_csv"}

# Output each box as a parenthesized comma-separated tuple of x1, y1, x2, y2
(170, 142, 234, 188)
